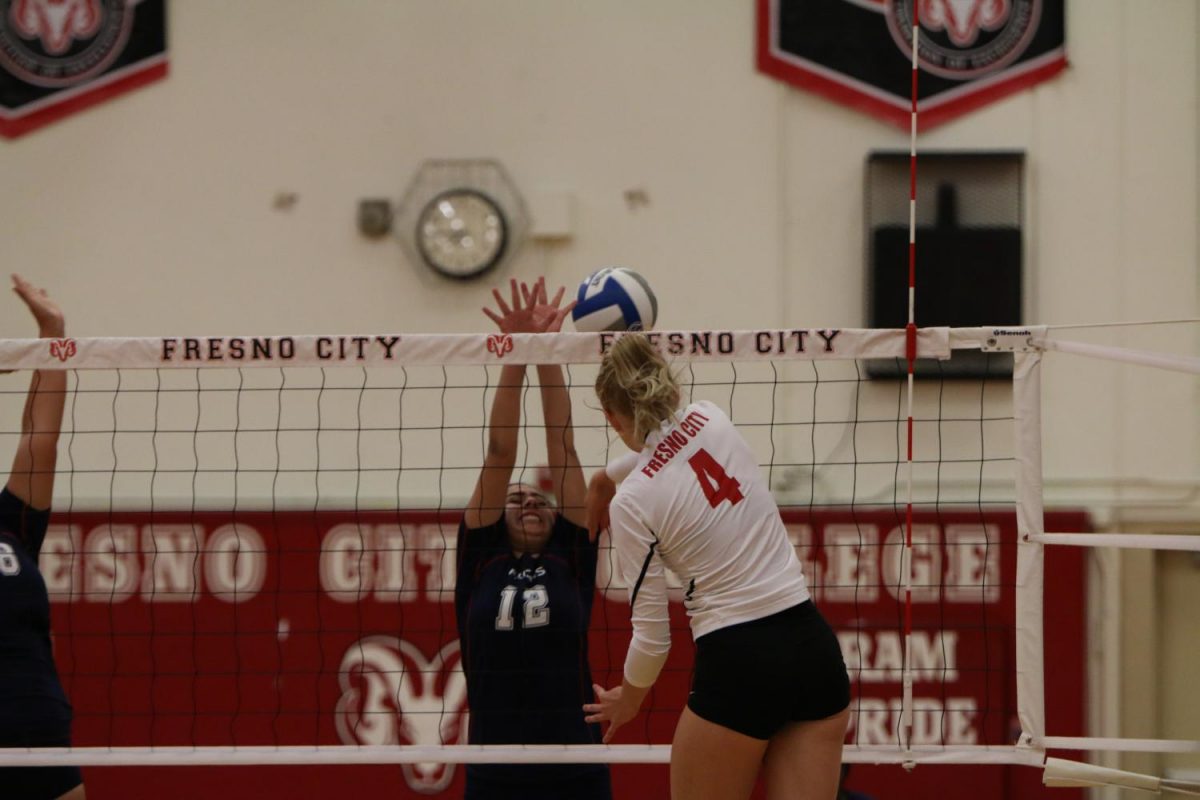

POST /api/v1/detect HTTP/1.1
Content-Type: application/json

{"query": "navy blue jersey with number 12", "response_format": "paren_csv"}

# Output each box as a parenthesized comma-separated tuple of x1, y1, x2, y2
(0, 488, 73, 747)
(455, 514, 607, 788)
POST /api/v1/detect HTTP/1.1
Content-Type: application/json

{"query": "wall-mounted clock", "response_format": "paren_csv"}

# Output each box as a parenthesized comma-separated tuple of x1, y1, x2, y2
(415, 189, 508, 280)
(388, 160, 528, 281)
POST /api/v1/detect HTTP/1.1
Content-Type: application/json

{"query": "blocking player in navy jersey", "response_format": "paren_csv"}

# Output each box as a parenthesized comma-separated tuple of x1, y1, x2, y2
(583, 333, 851, 800)
(455, 278, 611, 800)
(0, 276, 84, 799)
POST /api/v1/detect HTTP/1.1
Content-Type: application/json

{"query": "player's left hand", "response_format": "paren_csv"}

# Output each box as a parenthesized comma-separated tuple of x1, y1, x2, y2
(12, 274, 64, 338)
(583, 683, 643, 744)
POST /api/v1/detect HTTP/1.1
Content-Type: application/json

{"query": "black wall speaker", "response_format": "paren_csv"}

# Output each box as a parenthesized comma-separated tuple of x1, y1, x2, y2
(865, 152, 1024, 379)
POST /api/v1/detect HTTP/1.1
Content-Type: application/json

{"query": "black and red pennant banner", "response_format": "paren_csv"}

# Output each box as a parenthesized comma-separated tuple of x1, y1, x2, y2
(757, 0, 1066, 130)
(0, 0, 166, 139)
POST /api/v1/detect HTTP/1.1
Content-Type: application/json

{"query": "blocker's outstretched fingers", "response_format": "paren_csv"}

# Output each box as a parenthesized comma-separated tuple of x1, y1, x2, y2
(491, 287, 511, 316)
(552, 302, 574, 331)
(508, 277, 520, 311)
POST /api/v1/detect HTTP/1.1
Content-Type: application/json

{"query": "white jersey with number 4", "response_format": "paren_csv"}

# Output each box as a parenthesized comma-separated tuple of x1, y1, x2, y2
(608, 400, 810, 687)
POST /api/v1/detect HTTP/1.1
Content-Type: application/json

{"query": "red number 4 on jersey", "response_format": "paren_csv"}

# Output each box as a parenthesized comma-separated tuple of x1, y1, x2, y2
(688, 449, 745, 508)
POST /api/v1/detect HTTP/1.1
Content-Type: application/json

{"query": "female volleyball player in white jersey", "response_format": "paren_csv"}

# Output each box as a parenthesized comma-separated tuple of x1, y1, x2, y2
(583, 333, 851, 800)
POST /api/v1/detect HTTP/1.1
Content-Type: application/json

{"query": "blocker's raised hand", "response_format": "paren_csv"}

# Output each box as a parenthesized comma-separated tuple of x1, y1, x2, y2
(483, 277, 575, 335)
(12, 273, 65, 338)
(521, 277, 575, 333)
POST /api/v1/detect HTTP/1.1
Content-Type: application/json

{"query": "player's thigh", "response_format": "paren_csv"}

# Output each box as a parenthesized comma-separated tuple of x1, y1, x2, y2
(57, 784, 87, 800)
(671, 706, 768, 800)
(762, 707, 849, 800)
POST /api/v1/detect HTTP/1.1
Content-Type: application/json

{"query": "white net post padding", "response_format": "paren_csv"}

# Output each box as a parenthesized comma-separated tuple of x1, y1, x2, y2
(950, 326, 1053, 756)
(1012, 348, 1046, 749)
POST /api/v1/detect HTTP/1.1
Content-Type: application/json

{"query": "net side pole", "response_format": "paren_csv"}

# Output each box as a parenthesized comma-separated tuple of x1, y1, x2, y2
(1013, 350, 1047, 748)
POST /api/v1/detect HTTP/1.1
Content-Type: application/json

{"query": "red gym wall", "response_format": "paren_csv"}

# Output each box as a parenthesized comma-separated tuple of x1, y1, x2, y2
(44, 508, 1088, 799)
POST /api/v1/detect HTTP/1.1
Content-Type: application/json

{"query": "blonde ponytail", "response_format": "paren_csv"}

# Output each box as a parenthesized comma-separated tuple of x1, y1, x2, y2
(595, 334, 681, 444)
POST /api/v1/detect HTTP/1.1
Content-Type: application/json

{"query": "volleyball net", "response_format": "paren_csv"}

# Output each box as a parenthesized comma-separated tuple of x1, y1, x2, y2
(0, 326, 1196, 795)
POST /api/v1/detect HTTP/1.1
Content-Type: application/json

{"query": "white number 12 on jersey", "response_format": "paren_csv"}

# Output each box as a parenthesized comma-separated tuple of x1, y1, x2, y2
(495, 584, 550, 630)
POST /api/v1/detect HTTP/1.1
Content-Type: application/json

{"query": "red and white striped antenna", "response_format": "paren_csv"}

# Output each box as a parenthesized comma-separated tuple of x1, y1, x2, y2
(901, 0, 920, 764)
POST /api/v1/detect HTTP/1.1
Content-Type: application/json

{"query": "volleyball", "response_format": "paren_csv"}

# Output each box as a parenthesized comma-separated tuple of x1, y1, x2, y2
(571, 267, 658, 332)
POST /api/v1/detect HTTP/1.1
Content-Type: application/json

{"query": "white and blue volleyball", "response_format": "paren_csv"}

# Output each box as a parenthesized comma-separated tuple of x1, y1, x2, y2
(571, 267, 658, 332)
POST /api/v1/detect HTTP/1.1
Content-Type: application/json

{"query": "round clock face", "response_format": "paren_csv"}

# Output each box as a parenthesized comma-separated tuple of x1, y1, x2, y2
(415, 189, 508, 280)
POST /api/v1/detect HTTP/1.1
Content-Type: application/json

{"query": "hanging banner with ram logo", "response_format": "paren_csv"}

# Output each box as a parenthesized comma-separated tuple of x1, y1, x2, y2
(757, 0, 1066, 130)
(0, 0, 167, 139)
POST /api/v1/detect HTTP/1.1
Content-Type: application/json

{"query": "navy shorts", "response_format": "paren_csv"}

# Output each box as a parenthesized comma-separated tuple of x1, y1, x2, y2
(0, 730, 82, 800)
(465, 764, 611, 800)
(2, 764, 83, 800)
(688, 600, 850, 740)
(0, 711, 82, 800)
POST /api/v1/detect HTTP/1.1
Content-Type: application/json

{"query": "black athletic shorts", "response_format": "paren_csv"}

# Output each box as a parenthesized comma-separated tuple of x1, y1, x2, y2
(688, 600, 850, 741)
(464, 764, 611, 800)
(2, 764, 82, 800)
(0, 729, 82, 800)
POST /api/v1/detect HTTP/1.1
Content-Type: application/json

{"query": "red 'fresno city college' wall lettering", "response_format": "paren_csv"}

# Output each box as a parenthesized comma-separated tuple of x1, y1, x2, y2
(43, 506, 1087, 799)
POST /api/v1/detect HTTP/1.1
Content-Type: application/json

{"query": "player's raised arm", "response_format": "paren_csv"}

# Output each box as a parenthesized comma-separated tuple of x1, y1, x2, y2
(0, 275, 84, 798)
(583, 495, 670, 742)
(524, 279, 584, 524)
(464, 279, 530, 529)
(6, 274, 66, 510)
(455, 278, 612, 799)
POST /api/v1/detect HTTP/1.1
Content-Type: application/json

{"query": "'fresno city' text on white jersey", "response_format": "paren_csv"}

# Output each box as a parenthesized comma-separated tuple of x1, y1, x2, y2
(608, 400, 810, 687)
